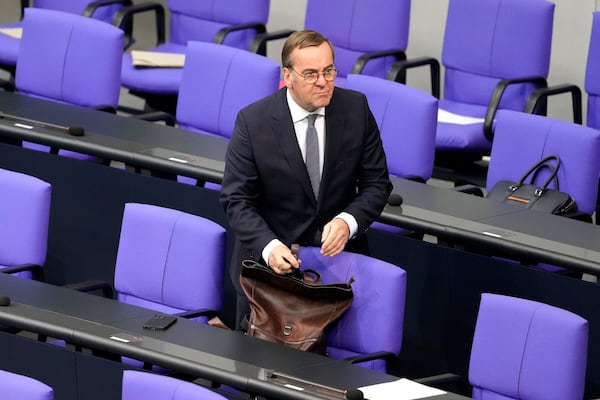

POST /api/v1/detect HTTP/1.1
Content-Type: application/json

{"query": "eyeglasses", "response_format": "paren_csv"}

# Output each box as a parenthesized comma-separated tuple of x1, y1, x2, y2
(289, 67, 338, 84)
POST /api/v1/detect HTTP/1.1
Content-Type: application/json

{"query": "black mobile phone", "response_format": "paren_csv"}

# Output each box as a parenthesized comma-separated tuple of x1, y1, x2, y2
(142, 314, 177, 331)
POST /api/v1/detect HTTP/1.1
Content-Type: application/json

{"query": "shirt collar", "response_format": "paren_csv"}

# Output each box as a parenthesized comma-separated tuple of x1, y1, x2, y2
(286, 89, 325, 123)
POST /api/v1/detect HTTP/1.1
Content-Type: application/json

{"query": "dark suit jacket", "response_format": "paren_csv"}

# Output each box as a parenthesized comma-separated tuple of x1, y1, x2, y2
(220, 87, 392, 292)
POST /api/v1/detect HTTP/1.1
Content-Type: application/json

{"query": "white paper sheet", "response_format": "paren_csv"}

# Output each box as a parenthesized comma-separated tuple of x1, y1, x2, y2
(0, 27, 22, 39)
(131, 50, 185, 68)
(437, 108, 485, 125)
(358, 378, 447, 400)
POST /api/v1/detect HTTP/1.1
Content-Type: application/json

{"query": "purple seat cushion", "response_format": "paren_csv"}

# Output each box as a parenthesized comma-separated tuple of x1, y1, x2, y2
(121, 0, 270, 95)
(585, 12, 600, 129)
(122, 370, 226, 400)
(16, 8, 123, 108)
(305, 0, 410, 79)
(0, 370, 53, 400)
(114, 203, 226, 315)
(122, 43, 186, 95)
(0, 23, 21, 65)
(298, 247, 407, 372)
(176, 41, 280, 138)
(0, 168, 51, 279)
(438, 0, 554, 152)
(469, 293, 588, 400)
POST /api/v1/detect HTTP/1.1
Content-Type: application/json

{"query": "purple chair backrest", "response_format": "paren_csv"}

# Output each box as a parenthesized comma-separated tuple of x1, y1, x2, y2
(0, 370, 53, 400)
(167, 0, 269, 49)
(469, 293, 588, 400)
(114, 203, 226, 317)
(345, 74, 437, 181)
(305, 0, 410, 79)
(33, 0, 123, 24)
(0, 168, 51, 278)
(487, 110, 600, 215)
(442, 0, 553, 111)
(298, 246, 406, 372)
(122, 370, 226, 400)
(176, 41, 280, 138)
(585, 12, 600, 130)
(16, 8, 123, 108)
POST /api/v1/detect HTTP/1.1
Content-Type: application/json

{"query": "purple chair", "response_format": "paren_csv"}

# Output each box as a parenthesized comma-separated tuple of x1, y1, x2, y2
(0, 369, 53, 400)
(122, 370, 226, 400)
(48, 203, 226, 371)
(469, 293, 588, 400)
(344, 74, 437, 234)
(15, 8, 124, 160)
(485, 110, 600, 273)
(251, 0, 410, 87)
(175, 41, 280, 139)
(114, 203, 226, 322)
(297, 246, 407, 373)
(586, 12, 600, 132)
(0, 0, 130, 76)
(116, 0, 270, 114)
(487, 110, 600, 221)
(0, 168, 51, 281)
(160, 41, 279, 187)
(388, 0, 554, 185)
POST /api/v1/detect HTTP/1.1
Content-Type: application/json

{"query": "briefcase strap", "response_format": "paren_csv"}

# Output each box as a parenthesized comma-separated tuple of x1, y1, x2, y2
(513, 155, 561, 196)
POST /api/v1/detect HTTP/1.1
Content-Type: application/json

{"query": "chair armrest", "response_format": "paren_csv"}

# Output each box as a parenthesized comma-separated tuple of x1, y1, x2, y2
(453, 184, 484, 197)
(63, 279, 114, 299)
(524, 83, 583, 124)
(249, 29, 295, 56)
(351, 49, 407, 75)
(343, 351, 397, 368)
(112, 2, 166, 50)
(0, 78, 15, 92)
(414, 373, 462, 386)
(386, 56, 441, 99)
(133, 111, 176, 126)
(483, 76, 547, 141)
(213, 22, 267, 46)
(84, 0, 134, 18)
(0, 263, 44, 281)
(401, 175, 427, 184)
(174, 308, 219, 320)
(93, 105, 117, 114)
(20, 0, 29, 21)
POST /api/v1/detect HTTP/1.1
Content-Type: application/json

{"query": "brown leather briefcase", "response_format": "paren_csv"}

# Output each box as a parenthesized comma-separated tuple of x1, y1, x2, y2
(239, 258, 353, 355)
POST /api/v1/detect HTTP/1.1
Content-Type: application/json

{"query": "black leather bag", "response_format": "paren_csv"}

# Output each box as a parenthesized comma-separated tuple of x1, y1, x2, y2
(239, 258, 353, 355)
(486, 155, 576, 215)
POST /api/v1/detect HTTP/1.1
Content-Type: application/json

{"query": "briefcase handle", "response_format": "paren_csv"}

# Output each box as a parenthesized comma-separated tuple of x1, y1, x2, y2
(512, 155, 561, 196)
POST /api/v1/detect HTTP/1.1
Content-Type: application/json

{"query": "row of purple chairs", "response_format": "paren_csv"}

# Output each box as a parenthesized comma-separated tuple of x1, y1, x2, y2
(0, 164, 592, 398)
(0, 162, 409, 373)
(0, 0, 132, 78)
(0, 292, 589, 400)
(0, 165, 591, 398)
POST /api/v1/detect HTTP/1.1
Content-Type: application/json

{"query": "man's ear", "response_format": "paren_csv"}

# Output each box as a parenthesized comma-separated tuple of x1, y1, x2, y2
(282, 67, 293, 88)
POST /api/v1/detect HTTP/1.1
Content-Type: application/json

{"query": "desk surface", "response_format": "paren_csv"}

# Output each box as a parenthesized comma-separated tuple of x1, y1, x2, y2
(0, 273, 468, 400)
(381, 178, 600, 275)
(0, 91, 228, 183)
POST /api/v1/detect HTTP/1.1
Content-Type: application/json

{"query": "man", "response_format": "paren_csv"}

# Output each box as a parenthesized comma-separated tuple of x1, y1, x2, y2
(220, 30, 392, 326)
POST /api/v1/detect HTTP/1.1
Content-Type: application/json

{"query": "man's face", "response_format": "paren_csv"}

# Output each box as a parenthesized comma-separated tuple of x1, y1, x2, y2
(283, 42, 335, 112)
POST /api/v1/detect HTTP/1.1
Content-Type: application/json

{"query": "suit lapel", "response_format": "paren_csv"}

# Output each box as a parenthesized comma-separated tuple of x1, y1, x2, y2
(321, 90, 346, 197)
(272, 90, 316, 202)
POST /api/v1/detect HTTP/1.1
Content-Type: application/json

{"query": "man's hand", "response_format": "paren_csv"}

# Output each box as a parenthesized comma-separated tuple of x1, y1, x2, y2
(268, 244, 300, 274)
(321, 217, 350, 256)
